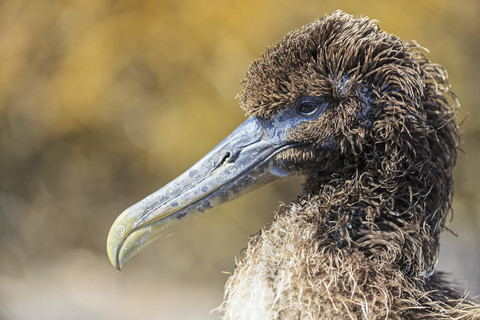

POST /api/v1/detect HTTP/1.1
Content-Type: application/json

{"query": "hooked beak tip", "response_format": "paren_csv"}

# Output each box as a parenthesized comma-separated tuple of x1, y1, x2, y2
(107, 207, 167, 270)
(107, 236, 122, 270)
(107, 216, 130, 270)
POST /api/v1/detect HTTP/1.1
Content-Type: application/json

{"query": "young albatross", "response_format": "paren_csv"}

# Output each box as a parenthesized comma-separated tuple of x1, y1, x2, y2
(107, 11, 480, 319)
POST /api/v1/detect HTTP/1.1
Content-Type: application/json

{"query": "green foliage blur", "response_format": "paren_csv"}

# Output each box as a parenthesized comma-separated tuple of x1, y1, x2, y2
(0, 1, 479, 319)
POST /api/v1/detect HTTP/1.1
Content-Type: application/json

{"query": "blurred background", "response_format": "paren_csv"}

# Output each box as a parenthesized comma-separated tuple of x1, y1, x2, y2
(0, 0, 479, 319)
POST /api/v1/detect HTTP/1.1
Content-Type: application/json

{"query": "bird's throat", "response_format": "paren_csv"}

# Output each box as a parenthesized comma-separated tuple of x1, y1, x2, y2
(297, 176, 441, 281)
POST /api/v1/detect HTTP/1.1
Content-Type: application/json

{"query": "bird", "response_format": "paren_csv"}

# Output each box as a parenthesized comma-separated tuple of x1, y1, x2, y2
(107, 11, 480, 319)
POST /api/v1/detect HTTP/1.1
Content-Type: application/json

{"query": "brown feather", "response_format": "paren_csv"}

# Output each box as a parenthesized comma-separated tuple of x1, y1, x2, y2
(220, 11, 479, 319)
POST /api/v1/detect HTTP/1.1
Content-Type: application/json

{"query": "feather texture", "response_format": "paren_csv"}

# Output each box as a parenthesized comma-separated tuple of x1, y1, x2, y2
(219, 11, 479, 319)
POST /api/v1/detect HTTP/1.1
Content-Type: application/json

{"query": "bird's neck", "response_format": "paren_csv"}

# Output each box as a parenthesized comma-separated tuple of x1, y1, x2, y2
(221, 181, 471, 319)
(300, 169, 442, 281)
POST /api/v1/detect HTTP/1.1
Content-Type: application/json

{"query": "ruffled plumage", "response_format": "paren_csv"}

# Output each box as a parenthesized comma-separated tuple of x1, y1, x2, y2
(219, 11, 479, 319)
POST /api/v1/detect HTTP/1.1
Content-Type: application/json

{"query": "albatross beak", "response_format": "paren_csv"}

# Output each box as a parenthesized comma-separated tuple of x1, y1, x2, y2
(107, 115, 299, 269)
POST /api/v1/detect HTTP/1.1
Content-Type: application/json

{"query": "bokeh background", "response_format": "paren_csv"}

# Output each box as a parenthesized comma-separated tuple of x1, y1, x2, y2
(0, 1, 479, 319)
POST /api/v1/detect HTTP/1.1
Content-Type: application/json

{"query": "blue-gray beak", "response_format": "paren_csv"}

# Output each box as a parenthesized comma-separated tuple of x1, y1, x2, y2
(107, 112, 304, 270)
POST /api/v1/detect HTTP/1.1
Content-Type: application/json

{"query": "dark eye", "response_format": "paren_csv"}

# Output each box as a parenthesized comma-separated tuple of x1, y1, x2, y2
(296, 97, 325, 117)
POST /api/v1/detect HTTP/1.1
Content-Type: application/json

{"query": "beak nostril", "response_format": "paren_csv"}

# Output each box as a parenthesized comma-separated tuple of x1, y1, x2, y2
(215, 151, 232, 168)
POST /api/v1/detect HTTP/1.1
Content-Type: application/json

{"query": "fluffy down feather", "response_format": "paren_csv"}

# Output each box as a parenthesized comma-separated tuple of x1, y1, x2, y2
(219, 11, 479, 319)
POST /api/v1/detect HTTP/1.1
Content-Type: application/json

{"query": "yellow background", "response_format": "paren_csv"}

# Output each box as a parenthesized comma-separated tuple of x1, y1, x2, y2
(0, 1, 479, 319)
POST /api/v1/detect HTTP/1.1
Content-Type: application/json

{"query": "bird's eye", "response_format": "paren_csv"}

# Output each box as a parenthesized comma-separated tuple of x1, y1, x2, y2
(295, 97, 325, 117)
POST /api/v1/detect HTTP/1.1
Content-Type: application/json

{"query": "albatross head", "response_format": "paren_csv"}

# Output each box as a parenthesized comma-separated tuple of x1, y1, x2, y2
(107, 11, 458, 271)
